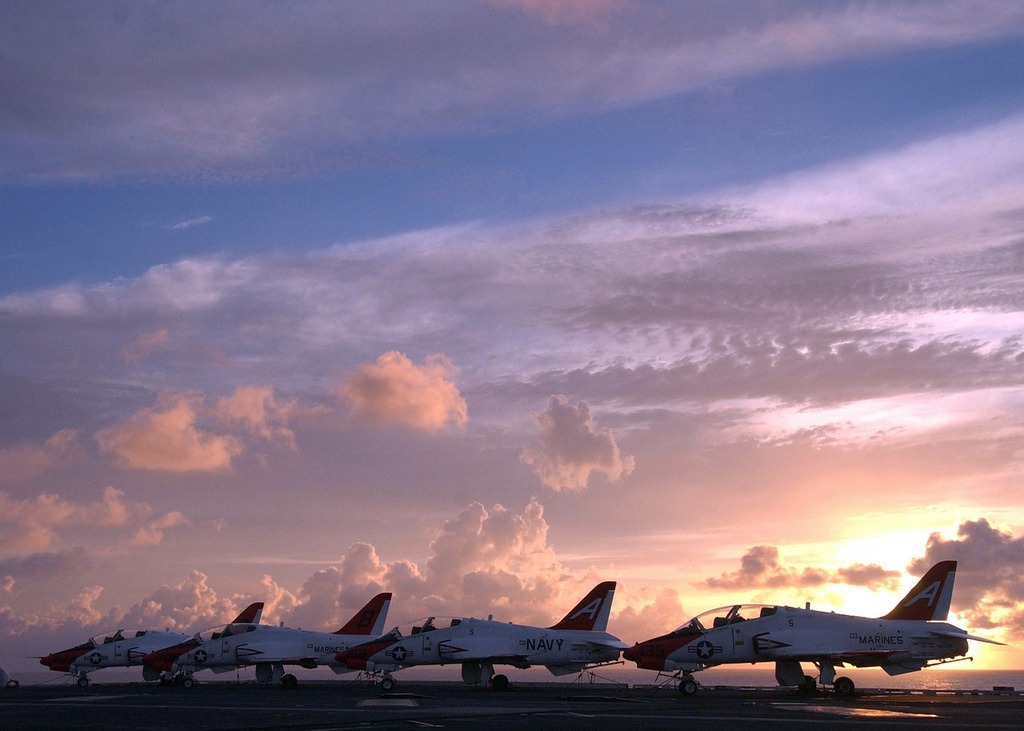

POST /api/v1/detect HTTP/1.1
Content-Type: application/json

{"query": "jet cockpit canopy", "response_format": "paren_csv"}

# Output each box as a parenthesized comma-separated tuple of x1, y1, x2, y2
(378, 617, 464, 642)
(672, 604, 779, 635)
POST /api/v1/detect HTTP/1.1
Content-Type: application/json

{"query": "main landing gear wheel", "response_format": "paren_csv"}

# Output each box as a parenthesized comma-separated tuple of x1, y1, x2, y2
(181, 676, 195, 689)
(281, 674, 298, 688)
(678, 677, 698, 696)
(379, 676, 396, 692)
(491, 674, 510, 692)
(833, 676, 855, 697)
(76, 676, 90, 688)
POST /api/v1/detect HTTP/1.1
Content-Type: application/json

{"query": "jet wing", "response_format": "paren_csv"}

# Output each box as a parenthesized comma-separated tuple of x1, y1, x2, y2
(234, 646, 321, 669)
(927, 627, 1006, 645)
(437, 637, 526, 664)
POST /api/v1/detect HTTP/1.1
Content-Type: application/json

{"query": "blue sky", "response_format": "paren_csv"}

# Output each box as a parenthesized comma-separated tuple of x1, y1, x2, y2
(5, 5, 1023, 293)
(2, 1, 1024, 677)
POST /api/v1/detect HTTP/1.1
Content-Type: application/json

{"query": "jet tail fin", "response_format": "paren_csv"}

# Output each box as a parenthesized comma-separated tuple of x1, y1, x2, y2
(549, 581, 617, 632)
(230, 602, 264, 625)
(334, 592, 392, 636)
(882, 560, 957, 621)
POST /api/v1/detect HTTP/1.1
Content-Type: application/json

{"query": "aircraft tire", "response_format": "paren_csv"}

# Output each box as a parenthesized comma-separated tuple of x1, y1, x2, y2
(182, 676, 195, 689)
(281, 673, 298, 688)
(833, 676, 855, 697)
(76, 676, 89, 688)
(380, 676, 396, 691)
(679, 678, 698, 696)
(491, 674, 510, 692)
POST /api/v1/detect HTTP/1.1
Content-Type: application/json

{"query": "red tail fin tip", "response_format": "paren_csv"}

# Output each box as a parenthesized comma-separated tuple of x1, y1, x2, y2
(230, 602, 264, 625)
(550, 581, 617, 631)
(883, 560, 957, 621)
(336, 592, 392, 635)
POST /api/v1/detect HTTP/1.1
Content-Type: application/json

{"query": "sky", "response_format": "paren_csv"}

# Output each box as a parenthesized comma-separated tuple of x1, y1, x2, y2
(2, 1, 1023, 678)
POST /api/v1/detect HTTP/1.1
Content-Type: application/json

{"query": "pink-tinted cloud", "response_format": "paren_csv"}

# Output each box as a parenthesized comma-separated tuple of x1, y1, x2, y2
(0, 486, 131, 553)
(95, 392, 242, 472)
(704, 545, 900, 591)
(212, 385, 301, 448)
(521, 395, 635, 491)
(0, 429, 79, 483)
(613, 587, 686, 644)
(277, 500, 598, 632)
(132, 511, 189, 546)
(119, 328, 171, 364)
(338, 351, 468, 431)
(116, 570, 255, 631)
(285, 542, 393, 630)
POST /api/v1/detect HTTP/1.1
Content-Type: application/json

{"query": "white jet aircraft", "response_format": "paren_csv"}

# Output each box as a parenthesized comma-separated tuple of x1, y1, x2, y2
(142, 592, 391, 687)
(624, 560, 1004, 696)
(39, 602, 264, 687)
(336, 581, 627, 691)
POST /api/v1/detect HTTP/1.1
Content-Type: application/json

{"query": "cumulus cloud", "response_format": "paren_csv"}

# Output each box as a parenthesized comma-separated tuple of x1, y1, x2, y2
(285, 542, 393, 630)
(212, 385, 301, 448)
(338, 351, 468, 431)
(0, 429, 79, 482)
(115, 570, 257, 631)
(132, 511, 189, 546)
(909, 519, 1024, 638)
(277, 500, 601, 632)
(612, 587, 686, 644)
(521, 395, 634, 491)
(95, 392, 242, 472)
(704, 545, 901, 592)
(0, 486, 132, 554)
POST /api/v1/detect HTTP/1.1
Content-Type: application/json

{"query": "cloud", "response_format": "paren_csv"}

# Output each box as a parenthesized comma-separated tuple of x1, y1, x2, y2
(95, 386, 310, 472)
(5, 2, 1022, 182)
(275, 500, 602, 632)
(0, 549, 94, 587)
(909, 518, 1024, 638)
(284, 543, 393, 630)
(65, 585, 106, 626)
(212, 385, 300, 448)
(521, 395, 635, 491)
(0, 486, 132, 554)
(0, 429, 79, 482)
(95, 392, 243, 472)
(168, 215, 213, 231)
(704, 545, 901, 592)
(132, 511, 189, 546)
(119, 328, 171, 364)
(338, 351, 468, 431)
(612, 586, 686, 644)
(115, 570, 258, 632)
(735, 113, 1024, 223)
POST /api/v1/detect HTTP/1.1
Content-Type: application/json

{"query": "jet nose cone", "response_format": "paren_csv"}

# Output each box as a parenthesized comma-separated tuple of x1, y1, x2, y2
(622, 643, 640, 663)
(40, 652, 70, 671)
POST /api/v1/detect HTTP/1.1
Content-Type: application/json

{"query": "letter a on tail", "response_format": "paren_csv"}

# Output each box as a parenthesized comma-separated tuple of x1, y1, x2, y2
(882, 560, 957, 621)
(549, 581, 617, 631)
